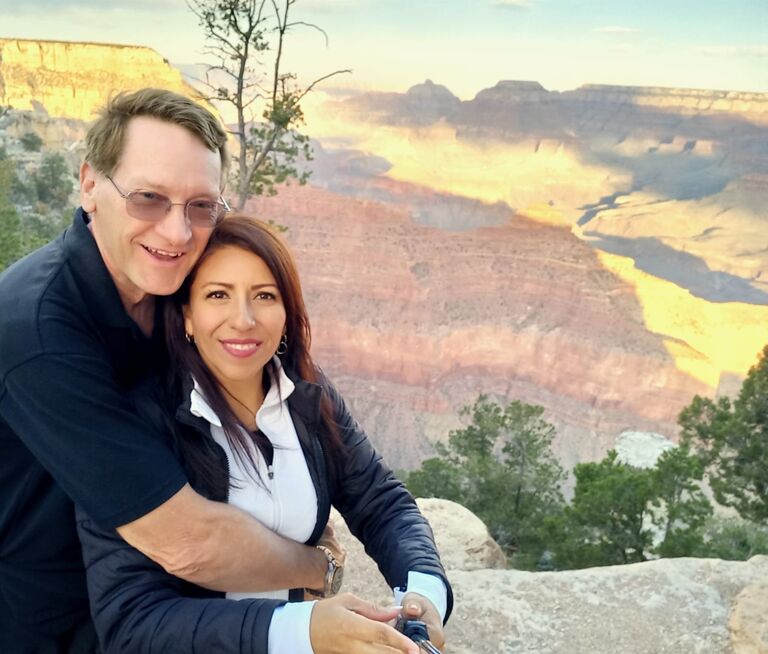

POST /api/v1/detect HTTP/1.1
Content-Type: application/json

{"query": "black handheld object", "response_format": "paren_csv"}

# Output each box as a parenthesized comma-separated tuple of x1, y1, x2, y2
(396, 618, 444, 654)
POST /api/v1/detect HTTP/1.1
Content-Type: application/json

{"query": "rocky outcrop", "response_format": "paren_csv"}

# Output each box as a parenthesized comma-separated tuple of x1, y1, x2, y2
(567, 84, 768, 121)
(412, 499, 507, 572)
(332, 498, 506, 607)
(336, 498, 768, 654)
(402, 80, 461, 125)
(0, 38, 200, 121)
(614, 431, 675, 468)
(341, 79, 461, 126)
(730, 581, 768, 654)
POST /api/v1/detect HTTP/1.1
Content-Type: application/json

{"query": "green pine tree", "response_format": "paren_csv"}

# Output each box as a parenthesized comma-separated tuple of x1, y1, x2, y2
(680, 345, 768, 523)
(405, 395, 565, 568)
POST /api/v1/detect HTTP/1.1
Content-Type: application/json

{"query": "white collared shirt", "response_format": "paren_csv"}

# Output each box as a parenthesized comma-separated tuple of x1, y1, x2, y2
(189, 358, 447, 654)
(189, 359, 318, 602)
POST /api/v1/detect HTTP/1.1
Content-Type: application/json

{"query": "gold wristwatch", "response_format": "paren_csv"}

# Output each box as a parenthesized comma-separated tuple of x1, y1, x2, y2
(306, 545, 344, 598)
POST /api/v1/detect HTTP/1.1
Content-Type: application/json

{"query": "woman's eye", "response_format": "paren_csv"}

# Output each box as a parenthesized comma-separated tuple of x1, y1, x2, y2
(206, 290, 228, 300)
(256, 291, 276, 301)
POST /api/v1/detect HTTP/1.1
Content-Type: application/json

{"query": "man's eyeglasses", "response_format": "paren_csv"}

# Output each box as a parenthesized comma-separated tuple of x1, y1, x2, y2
(105, 176, 230, 227)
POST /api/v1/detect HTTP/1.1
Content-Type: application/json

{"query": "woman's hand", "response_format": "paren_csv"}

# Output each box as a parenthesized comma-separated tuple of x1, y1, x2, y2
(400, 592, 445, 650)
(309, 593, 420, 654)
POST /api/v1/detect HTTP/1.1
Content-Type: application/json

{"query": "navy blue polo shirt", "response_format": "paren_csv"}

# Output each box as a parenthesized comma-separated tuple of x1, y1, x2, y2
(0, 209, 187, 652)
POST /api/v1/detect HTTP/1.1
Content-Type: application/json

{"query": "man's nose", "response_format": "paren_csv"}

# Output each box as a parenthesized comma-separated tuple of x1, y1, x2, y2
(154, 204, 193, 246)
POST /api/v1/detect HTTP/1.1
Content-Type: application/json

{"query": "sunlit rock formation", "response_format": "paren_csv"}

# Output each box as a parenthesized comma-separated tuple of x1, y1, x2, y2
(0, 38, 199, 121)
(302, 80, 768, 396)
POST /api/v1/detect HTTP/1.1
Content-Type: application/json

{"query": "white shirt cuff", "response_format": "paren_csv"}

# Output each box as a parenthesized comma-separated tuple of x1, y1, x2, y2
(393, 570, 448, 623)
(267, 600, 317, 654)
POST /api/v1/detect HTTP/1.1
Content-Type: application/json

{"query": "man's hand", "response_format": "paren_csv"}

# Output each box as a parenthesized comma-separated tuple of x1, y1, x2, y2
(310, 593, 420, 654)
(400, 592, 445, 650)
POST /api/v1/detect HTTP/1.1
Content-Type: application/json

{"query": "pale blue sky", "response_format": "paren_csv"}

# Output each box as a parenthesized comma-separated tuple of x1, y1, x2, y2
(1, 0, 765, 97)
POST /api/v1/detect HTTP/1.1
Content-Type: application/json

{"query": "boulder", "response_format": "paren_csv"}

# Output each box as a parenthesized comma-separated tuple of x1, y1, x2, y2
(414, 498, 507, 571)
(614, 430, 676, 468)
(333, 498, 768, 653)
(729, 580, 768, 654)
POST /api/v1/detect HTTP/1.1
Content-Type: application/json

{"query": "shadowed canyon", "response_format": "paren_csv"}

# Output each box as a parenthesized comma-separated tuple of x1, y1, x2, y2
(250, 80, 768, 469)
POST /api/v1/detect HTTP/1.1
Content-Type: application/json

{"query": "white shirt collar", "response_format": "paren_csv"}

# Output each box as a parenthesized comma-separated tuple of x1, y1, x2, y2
(189, 356, 295, 431)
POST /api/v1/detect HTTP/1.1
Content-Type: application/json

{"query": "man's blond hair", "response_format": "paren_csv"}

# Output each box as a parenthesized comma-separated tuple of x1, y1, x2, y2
(85, 88, 229, 180)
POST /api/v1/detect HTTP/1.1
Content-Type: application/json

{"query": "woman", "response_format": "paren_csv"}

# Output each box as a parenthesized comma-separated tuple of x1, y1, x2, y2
(77, 216, 452, 654)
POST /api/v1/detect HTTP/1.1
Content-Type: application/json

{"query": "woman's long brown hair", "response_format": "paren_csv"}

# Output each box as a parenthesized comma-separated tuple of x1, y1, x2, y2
(165, 215, 342, 496)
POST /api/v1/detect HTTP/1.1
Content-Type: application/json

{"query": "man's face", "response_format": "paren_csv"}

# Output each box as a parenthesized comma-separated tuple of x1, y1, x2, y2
(80, 116, 223, 305)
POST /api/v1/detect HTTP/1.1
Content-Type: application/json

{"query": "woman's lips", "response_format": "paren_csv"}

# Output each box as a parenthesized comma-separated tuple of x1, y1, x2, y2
(220, 339, 263, 358)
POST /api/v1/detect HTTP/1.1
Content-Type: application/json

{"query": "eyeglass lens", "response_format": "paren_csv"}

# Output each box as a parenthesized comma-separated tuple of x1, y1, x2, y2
(126, 191, 223, 226)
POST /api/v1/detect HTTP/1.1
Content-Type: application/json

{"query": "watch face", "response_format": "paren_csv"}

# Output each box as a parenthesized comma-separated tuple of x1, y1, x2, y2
(330, 566, 344, 595)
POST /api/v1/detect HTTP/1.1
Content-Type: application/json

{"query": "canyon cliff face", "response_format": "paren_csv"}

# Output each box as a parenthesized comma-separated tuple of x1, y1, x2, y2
(247, 183, 711, 470)
(0, 38, 198, 121)
(251, 80, 768, 469)
(2, 40, 765, 473)
(329, 80, 768, 304)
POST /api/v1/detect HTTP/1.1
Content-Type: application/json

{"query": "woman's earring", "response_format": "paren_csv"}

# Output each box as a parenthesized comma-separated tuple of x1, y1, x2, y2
(185, 332, 195, 346)
(276, 333, 288, 355)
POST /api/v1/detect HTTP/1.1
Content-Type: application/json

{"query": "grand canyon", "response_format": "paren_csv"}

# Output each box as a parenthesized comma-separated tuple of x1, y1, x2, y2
(2, 37, 766, 471)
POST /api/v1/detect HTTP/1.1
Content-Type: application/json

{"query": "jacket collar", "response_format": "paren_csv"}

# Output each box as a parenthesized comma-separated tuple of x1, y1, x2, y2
(188, 358, 297, 427)
(179, 358, 323, 436)
(64, 207, 135, 329)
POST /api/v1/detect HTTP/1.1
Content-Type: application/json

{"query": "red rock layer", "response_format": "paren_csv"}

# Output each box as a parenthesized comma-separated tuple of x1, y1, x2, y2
(247, 184, 710, 470)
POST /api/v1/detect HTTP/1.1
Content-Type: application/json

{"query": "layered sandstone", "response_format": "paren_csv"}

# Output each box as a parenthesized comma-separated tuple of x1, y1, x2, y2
(0, 38, 200, 120)
(567, 84, 768, 121)
(302, 81, 768, 397)
(248, 182, 711, 470)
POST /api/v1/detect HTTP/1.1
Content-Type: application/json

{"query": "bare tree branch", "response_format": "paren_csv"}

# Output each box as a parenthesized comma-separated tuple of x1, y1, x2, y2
(188, 0, 350, 210)
(295, 69, 352, 104)
(287, 21, 330, 48)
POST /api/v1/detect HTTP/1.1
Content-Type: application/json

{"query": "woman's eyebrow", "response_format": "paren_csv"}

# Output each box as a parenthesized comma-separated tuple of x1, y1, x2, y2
(201, 282, 278, 290)
(202, 281, 234, 289)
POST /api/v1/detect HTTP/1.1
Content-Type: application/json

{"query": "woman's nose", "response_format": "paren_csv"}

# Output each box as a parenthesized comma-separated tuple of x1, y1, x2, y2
(232, 300, 257, 329)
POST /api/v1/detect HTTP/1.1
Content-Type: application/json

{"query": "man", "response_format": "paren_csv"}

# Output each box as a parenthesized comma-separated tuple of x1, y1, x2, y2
(0, 89, 448, 653)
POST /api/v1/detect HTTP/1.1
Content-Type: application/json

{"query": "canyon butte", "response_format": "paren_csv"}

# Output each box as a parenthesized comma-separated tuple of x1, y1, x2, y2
(1, 37, 767, 472)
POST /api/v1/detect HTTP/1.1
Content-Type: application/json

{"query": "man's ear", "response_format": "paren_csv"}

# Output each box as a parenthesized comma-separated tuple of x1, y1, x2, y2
(80, 162, 98, 213)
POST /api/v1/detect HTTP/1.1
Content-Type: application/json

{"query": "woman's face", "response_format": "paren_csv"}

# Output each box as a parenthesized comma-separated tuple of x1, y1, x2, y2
(183, 245, 286, 394)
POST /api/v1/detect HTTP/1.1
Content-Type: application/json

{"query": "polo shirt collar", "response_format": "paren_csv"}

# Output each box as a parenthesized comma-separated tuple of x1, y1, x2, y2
(64, 207, 134, 328)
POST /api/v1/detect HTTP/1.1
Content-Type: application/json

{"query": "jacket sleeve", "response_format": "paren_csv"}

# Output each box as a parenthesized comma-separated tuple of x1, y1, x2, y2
(322, 379, 454, 622)
(76, 510, 284, 654)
